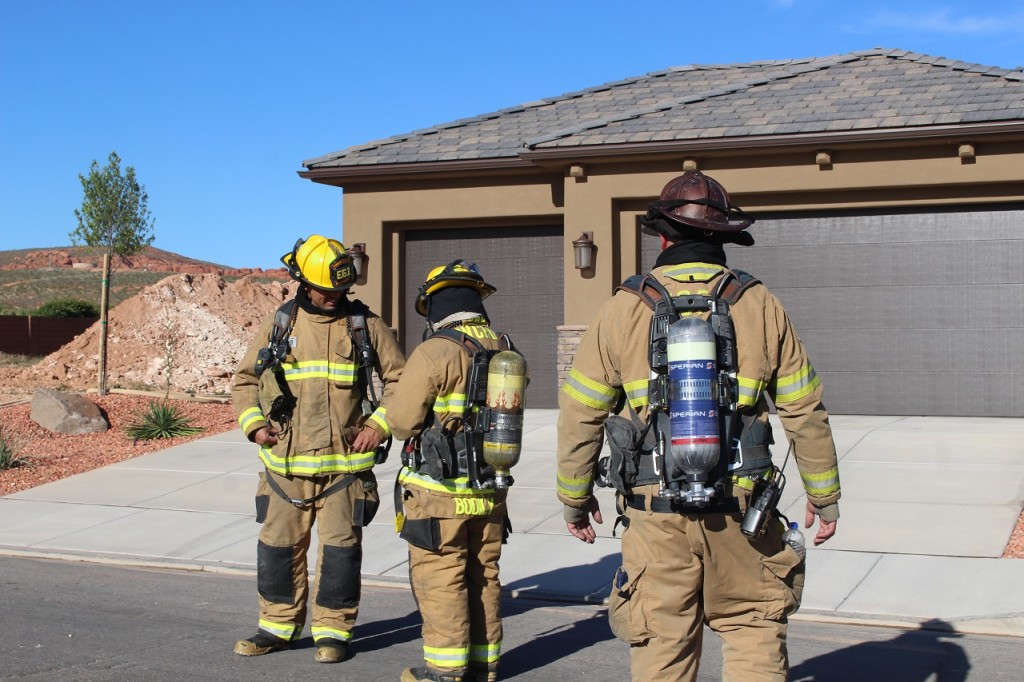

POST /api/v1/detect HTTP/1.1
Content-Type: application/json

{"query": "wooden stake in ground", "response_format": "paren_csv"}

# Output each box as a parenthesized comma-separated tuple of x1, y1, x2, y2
(98, 253, 110, 396)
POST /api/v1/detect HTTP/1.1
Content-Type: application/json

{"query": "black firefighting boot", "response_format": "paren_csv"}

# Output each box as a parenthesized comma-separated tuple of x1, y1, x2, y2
(233, 631, 291, 656)
(468, 666, 498, 682)
(400, 666, 465, 682)
(314, 639, 349, 664)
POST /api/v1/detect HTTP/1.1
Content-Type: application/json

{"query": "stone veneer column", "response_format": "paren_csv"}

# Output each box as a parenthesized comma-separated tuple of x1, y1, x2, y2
(556, 325, 588, 390)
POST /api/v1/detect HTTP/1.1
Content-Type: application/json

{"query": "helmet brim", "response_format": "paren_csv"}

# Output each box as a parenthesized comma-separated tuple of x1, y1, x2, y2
(644, 203, 753, 235)
(415, 279, 495, 316)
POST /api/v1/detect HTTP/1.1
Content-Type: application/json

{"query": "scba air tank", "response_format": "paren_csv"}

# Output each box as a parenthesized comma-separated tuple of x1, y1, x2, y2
(482, 350, 528, 488)
(666, 316, 720, 501)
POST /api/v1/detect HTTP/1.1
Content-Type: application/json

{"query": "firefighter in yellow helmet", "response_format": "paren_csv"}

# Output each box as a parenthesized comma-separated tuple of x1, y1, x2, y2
(557, 172, 841, 681)
(231, 234, 406, 664)
(384, 261, 520, 682)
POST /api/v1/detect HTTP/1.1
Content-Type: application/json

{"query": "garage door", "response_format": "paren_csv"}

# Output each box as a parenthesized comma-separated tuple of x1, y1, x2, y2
(403, 226, 564, 408)
(640, 205, 1024, 417)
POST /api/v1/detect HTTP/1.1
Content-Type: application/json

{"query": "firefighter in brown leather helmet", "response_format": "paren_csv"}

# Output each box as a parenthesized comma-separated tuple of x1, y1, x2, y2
(231, 235, 405, 664)
(385, 261, 518, 682)
(557, 172, 841, 681)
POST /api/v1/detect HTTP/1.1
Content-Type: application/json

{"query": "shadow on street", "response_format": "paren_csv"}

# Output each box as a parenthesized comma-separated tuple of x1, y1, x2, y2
(790, 619, 970, 682)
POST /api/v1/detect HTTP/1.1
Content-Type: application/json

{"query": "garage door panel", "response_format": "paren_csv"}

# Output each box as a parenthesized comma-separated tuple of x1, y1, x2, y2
(727, 241, 1024, 288)
(490, 294, 563, 332)
(403, 226, 563, 408)
(773, 285, 1024, 330)
(739, 207, 1023, 246)
(801, 329, 1022, 372)
(817, 371, 1017, 417)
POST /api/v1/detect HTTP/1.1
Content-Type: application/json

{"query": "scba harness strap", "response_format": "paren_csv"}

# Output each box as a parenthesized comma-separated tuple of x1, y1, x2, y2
(263, 467, 359, 508)
(401, 328, 517, 484)
(253, 298, 389, 463)
(394, 326, 521, 541)
(605, 268, 775, 504)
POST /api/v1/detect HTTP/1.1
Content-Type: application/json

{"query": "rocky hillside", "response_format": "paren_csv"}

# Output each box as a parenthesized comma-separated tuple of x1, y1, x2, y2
(0, 245, 288, 278)
(0, 246, 289, 314)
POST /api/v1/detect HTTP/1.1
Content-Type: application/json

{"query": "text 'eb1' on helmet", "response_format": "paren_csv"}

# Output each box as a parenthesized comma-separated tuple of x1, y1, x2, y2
(642, 171, 754, 238)
(281, 235, 356, 291)
(415, 260, 496, 316)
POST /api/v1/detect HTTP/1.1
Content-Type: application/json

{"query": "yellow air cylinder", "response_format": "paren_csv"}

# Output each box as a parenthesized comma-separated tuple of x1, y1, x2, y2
(482, 350, 527, 488)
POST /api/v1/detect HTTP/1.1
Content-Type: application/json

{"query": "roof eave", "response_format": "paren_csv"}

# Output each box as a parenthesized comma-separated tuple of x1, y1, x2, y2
(299, 120, 1024, 185)
(519, 121, 1024, 167)
(298, 156, 539, 186)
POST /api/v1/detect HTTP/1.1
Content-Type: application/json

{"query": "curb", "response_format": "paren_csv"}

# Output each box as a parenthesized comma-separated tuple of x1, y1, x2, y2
(4, 545, 1021, 639)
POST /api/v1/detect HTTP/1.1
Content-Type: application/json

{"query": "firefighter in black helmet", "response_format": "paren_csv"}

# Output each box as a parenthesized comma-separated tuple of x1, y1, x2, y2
(557, 172, 841, 681)
(385, 261, 519, 682)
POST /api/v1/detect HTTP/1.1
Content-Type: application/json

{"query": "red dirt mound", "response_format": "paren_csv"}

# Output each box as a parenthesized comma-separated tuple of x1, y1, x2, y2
(0, 273, 293, 395)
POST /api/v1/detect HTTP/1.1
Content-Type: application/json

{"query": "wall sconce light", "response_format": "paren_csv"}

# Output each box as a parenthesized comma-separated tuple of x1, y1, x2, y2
(573, 232, 596, 270)
(682, 158, 699, 172)
(569, 164, 586, 179)
(958, 143, 976, 161)
(815, 150, 833, 168)
(349, 243, 369, 286)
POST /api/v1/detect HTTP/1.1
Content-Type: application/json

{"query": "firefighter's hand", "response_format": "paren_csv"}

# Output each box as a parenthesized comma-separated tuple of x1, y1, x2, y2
(805, 500, 838, 546)
(253, 426, 279, 446)
(351, 426, 383, 453)
(566, 498, 604, 544)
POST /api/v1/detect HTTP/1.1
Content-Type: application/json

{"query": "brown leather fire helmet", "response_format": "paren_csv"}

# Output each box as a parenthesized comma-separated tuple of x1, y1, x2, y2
(642, 171, 754, 239)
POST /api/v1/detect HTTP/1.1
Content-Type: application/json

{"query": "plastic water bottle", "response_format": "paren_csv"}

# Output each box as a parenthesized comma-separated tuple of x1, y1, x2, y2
(782, 521, 806, 560)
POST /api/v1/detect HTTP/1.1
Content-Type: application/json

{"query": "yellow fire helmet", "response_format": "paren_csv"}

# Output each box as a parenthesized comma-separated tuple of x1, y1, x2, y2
(415, 260, 496, 316)
(280, 235, 356, 291)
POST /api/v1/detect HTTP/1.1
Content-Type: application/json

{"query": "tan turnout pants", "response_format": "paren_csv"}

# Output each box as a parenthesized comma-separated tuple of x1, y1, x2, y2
(254, 470, 379, 644)
(403, 489, 506, 678)
(609, 487, 804, 682)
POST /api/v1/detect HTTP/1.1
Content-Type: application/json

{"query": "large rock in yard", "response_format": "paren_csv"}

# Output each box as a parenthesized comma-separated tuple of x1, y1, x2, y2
(30, 388, 110, 434)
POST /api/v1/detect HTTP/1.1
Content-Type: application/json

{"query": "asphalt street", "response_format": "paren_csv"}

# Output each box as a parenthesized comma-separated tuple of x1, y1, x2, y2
(2, 556, 1019, 681)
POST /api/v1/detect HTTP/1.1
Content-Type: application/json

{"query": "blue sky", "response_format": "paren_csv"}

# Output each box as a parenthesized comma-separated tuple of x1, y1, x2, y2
(2, 1, 1022, 270)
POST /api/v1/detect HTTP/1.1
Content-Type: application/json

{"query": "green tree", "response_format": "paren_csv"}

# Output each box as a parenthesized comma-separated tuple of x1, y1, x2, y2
(70, 151, 155, 263)
(70, 151, 156, 394)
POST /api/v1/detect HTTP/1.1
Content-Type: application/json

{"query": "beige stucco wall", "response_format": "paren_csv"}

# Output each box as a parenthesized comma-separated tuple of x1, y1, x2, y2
(326, 137, 1024, 330)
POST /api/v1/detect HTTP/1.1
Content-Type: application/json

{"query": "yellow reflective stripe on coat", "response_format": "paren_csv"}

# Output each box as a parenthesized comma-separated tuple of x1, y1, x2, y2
(368, 406, 391, 436)
(424, 644, 470, 669)
(731, 474, 758, 491)
(260, 447, 376, 476)
(664, 262, 725, 282)
(557, 472, 593, 500)
(624, 378, 648, 411)
(737, 375, 766, 408)
(281, 359, 358, 383)
(311, 625, 353, 642)
(238, 406, 265, 431)
(434, 392, 468, 415)
(259, 618, 299, 640)
(774, 364, 821, 403)
(561, 368, 619, 411)
(470, 642, 502, 664)
(398, 467, 497, 496)
(455, 323, 498, 340)
(801, 467, 840, 496)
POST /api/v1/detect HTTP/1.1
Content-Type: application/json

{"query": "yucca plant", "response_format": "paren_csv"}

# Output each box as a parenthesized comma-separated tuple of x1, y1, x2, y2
(0, 421, 30, 470)
(125, 401, 203, 441)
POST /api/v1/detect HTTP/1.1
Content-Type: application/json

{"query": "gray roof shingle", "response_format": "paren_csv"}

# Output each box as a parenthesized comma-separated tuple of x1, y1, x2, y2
(303, 48, 1024, 169)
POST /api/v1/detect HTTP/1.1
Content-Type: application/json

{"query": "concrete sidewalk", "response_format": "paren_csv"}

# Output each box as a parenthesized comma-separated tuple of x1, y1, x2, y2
(2, 410, 1023, 637)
